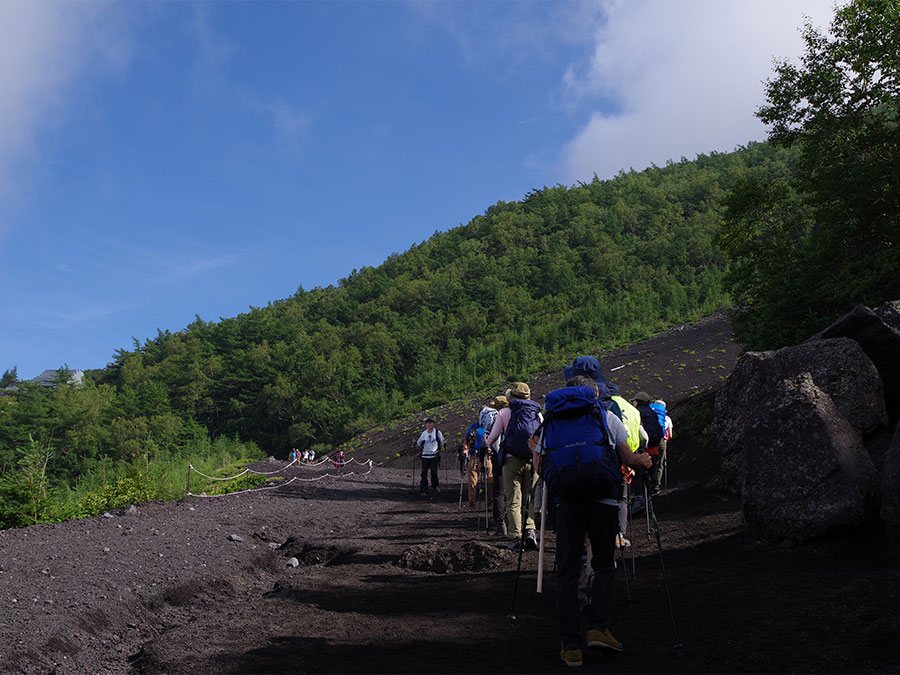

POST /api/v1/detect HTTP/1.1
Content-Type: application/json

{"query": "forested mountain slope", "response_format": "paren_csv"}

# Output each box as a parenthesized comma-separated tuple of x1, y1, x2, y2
(93, 143, 794, 453)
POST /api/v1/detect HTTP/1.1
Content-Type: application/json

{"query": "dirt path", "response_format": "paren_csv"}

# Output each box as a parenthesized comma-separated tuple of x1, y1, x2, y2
(3, 313, 899, 673)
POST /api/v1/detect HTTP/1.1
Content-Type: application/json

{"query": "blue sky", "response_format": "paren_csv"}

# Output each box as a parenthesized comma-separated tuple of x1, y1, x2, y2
(1, 0, 833, 380)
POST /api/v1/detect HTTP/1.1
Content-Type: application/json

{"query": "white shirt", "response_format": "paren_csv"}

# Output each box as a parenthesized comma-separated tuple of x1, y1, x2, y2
(416, 429, 444, 458)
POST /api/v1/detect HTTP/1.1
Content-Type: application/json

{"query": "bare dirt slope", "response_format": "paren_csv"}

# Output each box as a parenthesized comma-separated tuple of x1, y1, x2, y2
(2, 314, 898, 674)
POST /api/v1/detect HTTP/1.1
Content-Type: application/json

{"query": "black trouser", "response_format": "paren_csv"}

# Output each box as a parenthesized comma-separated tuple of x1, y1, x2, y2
(556, 500, 617, 648)
(490, 449, 506, 524)
(420, 456, 439, 492)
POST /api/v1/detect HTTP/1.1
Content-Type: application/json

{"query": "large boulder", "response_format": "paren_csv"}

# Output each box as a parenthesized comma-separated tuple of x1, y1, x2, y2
(880, 419, 900, 556)
(809, 303, 900, 421)
(874, 300, 900, 331)
(741, 374, 880, 542)
(712, 338, 887, 461)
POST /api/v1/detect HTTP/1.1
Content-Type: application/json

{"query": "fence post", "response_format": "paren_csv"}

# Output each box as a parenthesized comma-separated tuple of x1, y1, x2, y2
(186, 463, 191, 498)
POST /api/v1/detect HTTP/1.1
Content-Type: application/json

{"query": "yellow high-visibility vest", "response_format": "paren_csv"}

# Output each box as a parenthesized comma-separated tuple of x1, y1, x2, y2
(611, 395, 641, 452)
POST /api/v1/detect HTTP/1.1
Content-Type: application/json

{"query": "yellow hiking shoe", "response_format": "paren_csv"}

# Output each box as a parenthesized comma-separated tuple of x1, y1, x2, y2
(586, 628, 624, 652)
(559, 644, 583, 667)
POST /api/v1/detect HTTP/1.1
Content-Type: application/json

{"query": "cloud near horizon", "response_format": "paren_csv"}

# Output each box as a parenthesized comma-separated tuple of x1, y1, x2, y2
(0, 2, 129, 204)
(561, 0, 835, 182)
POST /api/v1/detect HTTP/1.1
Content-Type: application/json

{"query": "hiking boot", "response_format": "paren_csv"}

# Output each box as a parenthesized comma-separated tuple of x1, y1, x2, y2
(524, 529, 538, 551)
(495, 522, 508, 537)
(507, 539, 523, 552)
(615, 534, 630, 548)
(586, 628, 624, 652)
(560, 644, 583, 668)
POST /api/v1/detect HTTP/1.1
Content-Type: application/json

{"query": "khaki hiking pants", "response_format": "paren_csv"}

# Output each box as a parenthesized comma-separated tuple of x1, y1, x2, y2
(503, 455, 538, 537)
(467, 454, 493, 506)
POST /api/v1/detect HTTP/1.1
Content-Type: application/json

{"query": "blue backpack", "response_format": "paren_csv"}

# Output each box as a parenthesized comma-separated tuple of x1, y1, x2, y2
(649, 401, 667, 435)
(539, 386, 620, 502)
(500, 398, 542, 462)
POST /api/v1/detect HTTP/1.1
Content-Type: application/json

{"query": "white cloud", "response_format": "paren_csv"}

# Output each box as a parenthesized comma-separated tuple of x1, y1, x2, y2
(561, 0, 836, 182)
(0, 1, 130, 200)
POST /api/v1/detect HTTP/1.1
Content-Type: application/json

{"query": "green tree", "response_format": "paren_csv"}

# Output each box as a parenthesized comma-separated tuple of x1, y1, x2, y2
(722, 0, 900, 347)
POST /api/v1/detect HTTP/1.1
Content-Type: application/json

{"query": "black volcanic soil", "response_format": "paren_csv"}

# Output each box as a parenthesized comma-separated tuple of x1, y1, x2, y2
(2, 314, 898, 674)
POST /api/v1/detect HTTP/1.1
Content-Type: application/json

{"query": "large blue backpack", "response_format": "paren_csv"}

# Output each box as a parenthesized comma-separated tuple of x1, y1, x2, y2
(539, 386, 620, 502)
(500, 398, 542, 462)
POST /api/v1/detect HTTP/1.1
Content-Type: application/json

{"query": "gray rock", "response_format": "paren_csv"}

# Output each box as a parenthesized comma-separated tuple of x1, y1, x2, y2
(741, 374, 880, 543)
(115, 504, 138, 517)
(712, 338, 887, 463)
(874, 300, 900, 331)
(809, 303, 900, 420)
(227, 534, 244, 542)
(880, 420, 900, 557)
(268, 542, 279, 549)
(286, 557, 299, 567)
(102, 512, 114, 519)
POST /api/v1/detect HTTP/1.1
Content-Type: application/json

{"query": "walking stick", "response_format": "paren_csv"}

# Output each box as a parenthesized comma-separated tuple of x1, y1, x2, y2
(536, 478, 548, 593)
(483, 458, 490, 532)
(458, 464, 465, 510)
(643, 473, 684, 653)
(508, 465, 534, 624)
(629, 481, 637, 578)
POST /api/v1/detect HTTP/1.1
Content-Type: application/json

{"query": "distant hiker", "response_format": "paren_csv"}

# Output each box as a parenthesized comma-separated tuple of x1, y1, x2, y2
(464, 419, 492, 511)
(309, 449, 316, 462)
(416, 417, 445, 495)
(532, 373, 651, 666)
(289, 448, 299, 463)
(487, 395, 509, 536)
(456, 442, 467, 476)
(333, 449, 345, 468)
(485, 382, 542, 551)
(632, 392, 666, 493)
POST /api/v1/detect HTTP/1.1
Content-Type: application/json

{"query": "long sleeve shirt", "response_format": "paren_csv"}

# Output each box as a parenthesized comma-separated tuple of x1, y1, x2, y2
(416, 429, 445, 458)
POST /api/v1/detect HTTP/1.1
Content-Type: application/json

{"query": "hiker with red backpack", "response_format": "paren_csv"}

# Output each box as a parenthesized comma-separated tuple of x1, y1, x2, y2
(484, 383, 542, 551)
(632, 392, 667, 494)
(531, 366, 651, 668)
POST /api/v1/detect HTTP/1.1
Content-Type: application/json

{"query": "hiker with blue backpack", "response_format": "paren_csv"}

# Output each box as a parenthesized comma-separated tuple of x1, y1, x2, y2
(464, 419, 490, 511)
(532, 369, 651, 668)
(484, 383, 542, 551)
(632, 392, 667, 494)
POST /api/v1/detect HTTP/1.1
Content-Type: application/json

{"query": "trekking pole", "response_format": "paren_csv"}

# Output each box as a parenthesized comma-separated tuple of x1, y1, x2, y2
(629, 482, 637, 578)
(536, 478, 548, 593)
(483, 459, 490, 532)
(643, 473, 684, 654)
(644, 478, 651, 537)
(507, 467, 534, 625)
(664, 452, 668, 491)
(619, 523, 632, 603)
(458, 467, 464, 510)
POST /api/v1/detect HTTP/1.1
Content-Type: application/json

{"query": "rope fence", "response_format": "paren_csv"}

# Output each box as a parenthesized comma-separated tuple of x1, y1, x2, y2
(186, 458, 380, 498)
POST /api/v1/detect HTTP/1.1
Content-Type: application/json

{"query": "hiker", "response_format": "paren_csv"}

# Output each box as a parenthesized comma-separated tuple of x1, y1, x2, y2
(456, 442, 468, 476)
(486, 395, 509, 536)
(485, 383, 542, 550)
(416, 417, 445, 495)
(531, 373, 651, 666)
(333, 449, 345, 468)
(464, 421, 491, 510)
(309, 449, 316, 462)
(632, 392, 666, 493)
(607, 381, 647, 547)
(289, 448, 299, 463)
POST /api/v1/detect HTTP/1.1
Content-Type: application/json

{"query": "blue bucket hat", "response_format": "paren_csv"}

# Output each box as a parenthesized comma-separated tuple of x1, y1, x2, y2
(607, 381, 620, 396)
(564, 355, 607, 385)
